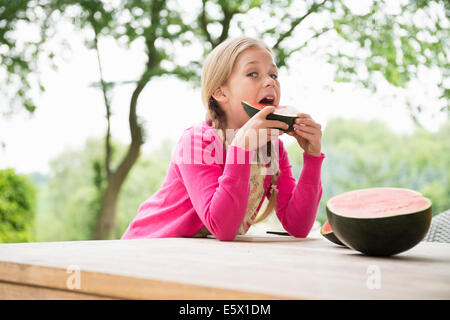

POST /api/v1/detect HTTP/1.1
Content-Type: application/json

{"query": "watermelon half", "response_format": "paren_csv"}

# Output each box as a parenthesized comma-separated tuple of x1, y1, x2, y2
(241, 101, 298, 132)
(320, 220, 347, 247)
(327, 188, 432, 256)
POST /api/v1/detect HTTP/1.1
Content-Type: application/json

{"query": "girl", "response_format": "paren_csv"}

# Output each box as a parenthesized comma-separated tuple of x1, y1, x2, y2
(121, 37, 325, 241)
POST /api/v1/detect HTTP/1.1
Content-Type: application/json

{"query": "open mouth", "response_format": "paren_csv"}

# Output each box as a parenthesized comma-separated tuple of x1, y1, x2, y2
(258, 97, 275, 105)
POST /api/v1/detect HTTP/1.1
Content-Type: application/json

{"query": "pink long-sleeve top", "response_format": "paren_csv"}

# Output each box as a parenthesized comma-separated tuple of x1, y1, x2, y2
(121, 120, 325, 241)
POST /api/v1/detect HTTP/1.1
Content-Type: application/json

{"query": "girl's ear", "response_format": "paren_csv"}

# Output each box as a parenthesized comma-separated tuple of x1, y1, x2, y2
(212, 87, 229, 104)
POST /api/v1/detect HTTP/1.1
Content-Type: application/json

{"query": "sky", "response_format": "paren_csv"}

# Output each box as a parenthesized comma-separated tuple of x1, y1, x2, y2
(0, 3, 447, 175)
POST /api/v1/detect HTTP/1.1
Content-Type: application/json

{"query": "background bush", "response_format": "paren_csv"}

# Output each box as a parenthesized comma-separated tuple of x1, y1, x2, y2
(0, 169, 36, 242)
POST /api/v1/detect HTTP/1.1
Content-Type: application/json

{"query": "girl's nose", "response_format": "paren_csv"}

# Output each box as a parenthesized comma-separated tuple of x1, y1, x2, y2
(263, 75, 276, 88)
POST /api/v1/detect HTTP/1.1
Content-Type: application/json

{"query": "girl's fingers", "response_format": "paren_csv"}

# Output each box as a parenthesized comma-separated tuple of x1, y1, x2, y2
(297, 113, 312, 119)
(293, 124, 320, 135)
(295, 118, 321, 129)
(267, 120, 289, 130)
(294, 129, 317, 141)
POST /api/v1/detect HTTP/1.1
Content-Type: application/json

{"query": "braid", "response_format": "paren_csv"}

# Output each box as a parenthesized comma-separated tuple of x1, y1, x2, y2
(206, 97, 228, 148)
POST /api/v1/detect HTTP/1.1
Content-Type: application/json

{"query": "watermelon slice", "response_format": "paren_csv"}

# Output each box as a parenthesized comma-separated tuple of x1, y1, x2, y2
(320, 220, 347, 247)
(326, 188, 432, 256)
(241, 101, 299, 132)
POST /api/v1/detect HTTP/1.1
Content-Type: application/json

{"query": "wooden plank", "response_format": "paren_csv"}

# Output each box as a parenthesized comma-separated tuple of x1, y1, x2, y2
(0, 280, 113, 300)
(0, 238, 449, 299)
(0, 261, 288, 300)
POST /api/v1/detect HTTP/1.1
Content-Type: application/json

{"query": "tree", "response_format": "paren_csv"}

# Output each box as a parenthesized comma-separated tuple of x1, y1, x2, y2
(1, 0, 448, 238)
(0, 169, 36, 242)
(194, 0, 449, 120)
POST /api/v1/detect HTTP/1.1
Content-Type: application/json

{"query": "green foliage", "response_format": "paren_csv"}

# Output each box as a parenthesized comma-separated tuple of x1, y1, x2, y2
(2, 0, 448, 117)
(0, 0, 41, 114)
(34, 138, 171, 241)
(116, 154, 170, 236)
(0, 169, 36, 242)
(286, 118, 450, 225)
(35, 139, 105, 241)
(327, 0, 449, 116)
(0, 0, 199, 115)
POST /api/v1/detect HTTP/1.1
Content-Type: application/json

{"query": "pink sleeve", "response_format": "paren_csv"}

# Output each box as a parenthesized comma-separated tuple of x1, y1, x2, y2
(274, 140, 325, 237)
(176, 129, 255, 241)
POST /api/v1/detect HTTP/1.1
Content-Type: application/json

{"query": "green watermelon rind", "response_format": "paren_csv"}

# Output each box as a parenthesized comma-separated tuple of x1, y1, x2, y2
(320, 225, 347, 247)
(241, 101, 297, 133)
(327, 203, 432, 257)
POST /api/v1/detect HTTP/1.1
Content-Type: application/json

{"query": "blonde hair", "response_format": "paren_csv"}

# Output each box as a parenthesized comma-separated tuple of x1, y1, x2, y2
(201, 37, 280, 226)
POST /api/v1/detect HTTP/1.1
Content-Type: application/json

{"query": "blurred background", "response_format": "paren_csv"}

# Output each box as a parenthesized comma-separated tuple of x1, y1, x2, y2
(0, 0, 448, 242)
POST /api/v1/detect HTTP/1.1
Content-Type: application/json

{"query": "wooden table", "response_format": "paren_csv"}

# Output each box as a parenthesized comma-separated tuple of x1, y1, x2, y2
(0, 236, 449, 300)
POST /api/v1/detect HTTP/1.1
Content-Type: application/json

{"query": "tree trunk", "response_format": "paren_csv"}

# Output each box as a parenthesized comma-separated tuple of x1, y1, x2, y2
(93, 31, 112, 181)
(92, 82, 145, 240)
(92, 1, 165, 240)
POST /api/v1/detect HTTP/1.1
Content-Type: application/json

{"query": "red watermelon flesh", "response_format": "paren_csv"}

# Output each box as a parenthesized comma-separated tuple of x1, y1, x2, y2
(248, 102, 270, 110)
(322, 220, 332, 233)
(320, 220, 347, 247)
(243, 101, 299, 116)
(327, 188, 431, 219)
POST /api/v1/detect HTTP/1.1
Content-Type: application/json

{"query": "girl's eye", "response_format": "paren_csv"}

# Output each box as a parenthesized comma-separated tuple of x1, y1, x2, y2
(270, 74, 278, 80)
(247, 72, 258, 78)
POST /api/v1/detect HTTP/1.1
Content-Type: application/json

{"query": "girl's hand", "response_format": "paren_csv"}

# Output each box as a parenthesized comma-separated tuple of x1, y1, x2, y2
(287, 113, 322, 157)
(231, 106, 289, 151)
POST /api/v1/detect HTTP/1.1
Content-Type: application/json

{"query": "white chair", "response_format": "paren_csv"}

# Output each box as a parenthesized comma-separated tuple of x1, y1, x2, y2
(423, 210, 450, 243)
